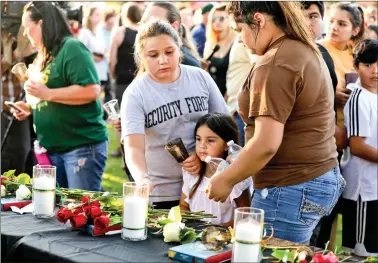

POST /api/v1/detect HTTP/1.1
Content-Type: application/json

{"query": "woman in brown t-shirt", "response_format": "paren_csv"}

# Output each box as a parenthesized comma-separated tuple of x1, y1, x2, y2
(206, 2, 344, 244)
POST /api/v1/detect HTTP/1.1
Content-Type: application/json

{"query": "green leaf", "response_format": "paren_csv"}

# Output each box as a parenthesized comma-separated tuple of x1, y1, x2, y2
(180, 228, 197, 244)
(109, 215, 122, 227)
(272, 249, 294, 263)
(15, 173, 31, 185)
(5, 182, 19, 193)
(3, 170, 16, 179)
(168, 206, 182, 223)
(158, 218, 173, 226)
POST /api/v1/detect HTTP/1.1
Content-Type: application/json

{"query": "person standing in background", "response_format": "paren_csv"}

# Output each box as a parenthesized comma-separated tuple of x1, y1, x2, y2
(101, 10, 116, 110)
(108, 3, 141, 159)
(319, 3, 365, 130)
(226, 39, 256, 147)
(204, 4, 237, 97)
(141, 2, 201, 68)
(191, 4, 213, 58)
(78, 7, 109, 101)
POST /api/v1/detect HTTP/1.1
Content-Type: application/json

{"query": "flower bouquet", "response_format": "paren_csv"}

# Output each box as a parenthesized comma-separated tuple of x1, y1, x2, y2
(1, 170, 33, 210)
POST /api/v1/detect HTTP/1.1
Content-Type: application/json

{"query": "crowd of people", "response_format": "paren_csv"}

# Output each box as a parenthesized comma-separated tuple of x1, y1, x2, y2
(1, 1, 377, 258)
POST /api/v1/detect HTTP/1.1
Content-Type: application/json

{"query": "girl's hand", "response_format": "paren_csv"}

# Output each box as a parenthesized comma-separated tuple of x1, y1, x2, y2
(138, 177, 154, 194)
(206, 171, 233, 203)
(180, 153, 201, 175)
(10, 101, 31, 121)
(25, 80, 51, 101)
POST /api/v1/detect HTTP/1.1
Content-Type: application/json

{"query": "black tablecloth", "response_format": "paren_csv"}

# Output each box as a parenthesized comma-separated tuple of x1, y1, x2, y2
(1, 211, 365, 263)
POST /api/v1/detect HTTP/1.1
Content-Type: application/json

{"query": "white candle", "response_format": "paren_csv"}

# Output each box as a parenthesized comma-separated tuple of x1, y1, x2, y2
(123, 195, 147, 240)
(232, 220, 262, 263)
(33, 175, 55, 217)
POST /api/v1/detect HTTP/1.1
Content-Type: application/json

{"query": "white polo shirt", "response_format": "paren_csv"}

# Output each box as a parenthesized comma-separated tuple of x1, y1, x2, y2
(342, 85, 378, 202)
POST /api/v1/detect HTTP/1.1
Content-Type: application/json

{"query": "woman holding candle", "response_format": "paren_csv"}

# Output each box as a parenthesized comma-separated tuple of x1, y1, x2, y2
(120, 20, 228, 209)
(206, 2, 344, 244)
(180, 113, 251, 226)
(11, 2, 108, 191)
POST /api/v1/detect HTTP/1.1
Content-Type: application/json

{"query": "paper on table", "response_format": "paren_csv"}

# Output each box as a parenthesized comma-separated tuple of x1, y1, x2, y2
(11, 203, 33, 214)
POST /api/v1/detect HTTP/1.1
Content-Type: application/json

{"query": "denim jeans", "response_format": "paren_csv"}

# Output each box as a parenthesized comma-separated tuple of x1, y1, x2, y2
(252, 167, 345, 244)
(234, 111, 245, 147)
(49, 141, 108, 191)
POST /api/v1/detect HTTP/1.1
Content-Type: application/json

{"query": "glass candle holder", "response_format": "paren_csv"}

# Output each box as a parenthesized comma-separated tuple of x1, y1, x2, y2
(232, 207, 264, 263)
(103, 99, 120, 121)
(32, 165, 56, 218)
(122, 182, 149, 241)
(11, 62, 28, 82)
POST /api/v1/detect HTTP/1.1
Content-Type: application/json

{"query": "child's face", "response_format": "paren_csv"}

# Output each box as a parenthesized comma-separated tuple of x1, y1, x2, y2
(355, 61, 378, 90)
(195, 125, 228, 161)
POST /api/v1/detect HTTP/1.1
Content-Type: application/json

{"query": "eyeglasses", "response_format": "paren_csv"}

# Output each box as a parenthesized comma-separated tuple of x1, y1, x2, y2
(212, 16, 227, 23)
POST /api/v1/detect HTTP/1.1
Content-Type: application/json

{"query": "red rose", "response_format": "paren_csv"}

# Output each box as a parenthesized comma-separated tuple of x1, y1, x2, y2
(90, 206, 102, 218)
(81, 196, 90, 204)
(83, 205, 92, 217)
(94, 215, 110, 233)
(89, 200, 100, 207)
(56, 208, 73, 223)
(312, 253, 339, 263)
(70, 213, 87, 229)
(73, 207, 83, 215)
(1, 176, 8, 186)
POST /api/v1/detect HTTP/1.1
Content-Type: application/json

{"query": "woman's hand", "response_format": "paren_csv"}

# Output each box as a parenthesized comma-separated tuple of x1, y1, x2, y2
(110, 117, 121, 132)
(206, 172, 233, 203)
(25, 80, 51, 101)
(180, 153, 201, 175)
(335, 87, 351, 106)
(10, 101, 31, 121)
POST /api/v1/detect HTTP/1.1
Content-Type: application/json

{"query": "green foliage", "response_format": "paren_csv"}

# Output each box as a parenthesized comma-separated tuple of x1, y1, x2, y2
(179, 227, 197, 244)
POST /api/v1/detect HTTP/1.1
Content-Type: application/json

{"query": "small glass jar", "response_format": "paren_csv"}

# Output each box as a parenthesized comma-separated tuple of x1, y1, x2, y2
(122, 182, 149, 241)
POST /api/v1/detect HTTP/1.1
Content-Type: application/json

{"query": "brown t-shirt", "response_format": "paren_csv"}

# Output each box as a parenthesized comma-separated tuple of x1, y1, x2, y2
(238, 36, 337, 189)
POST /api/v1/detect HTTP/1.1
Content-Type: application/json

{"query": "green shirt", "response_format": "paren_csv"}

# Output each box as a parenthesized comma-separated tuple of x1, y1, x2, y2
(33, 37, 108, 153)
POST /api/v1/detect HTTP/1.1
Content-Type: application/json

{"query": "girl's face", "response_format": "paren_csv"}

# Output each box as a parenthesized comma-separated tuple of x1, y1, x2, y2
(328, 8, 359, 45)
(22, 11, 43, 48)
(90, 8, 102, 27)
(141, 34, 180, 83)
(212, 10, 229, 33)
(355, 61, 378, 90)
(195, 125, 228, 162)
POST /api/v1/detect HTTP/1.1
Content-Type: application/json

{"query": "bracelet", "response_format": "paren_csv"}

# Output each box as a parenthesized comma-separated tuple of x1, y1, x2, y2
(139, 173, 150, 181)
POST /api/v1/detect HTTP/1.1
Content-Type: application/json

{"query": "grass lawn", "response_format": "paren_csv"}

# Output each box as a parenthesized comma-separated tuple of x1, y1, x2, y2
(101, 125, 128, 194)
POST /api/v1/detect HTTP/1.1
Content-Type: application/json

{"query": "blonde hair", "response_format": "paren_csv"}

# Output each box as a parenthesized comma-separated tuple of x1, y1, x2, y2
(85, 7, 99, 32)
(134, 20, 182, 76)
(227, 1, 320, 57)
(206, 4, 233, 44)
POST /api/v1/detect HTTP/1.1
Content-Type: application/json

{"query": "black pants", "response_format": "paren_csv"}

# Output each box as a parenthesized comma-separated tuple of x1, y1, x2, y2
(152, 200, 180, 210)
(101, 79, 112, 120)
(1, 112, 33, 175)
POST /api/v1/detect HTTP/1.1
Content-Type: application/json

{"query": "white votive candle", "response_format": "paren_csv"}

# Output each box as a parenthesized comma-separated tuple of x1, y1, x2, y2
(233, 220, 262, 263)
(33, 175, 55, 217)
(123, 195, 147, 240)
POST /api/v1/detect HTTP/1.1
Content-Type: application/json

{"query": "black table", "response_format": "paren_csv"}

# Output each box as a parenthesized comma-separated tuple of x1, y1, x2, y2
(1, 211, 365, 263)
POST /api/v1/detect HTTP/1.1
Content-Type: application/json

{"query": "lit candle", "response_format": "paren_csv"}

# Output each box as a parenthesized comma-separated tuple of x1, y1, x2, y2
(33, 175, 55, 217)
(233, 220, 262, 263)
(122, 195, 147, 240)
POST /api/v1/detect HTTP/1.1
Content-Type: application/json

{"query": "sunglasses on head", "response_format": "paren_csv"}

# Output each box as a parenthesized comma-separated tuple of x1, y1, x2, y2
(212, 16, 227, 22)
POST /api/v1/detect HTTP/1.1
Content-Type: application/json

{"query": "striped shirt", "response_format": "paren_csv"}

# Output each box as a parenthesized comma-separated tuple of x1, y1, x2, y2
(342, 85, 377, 202)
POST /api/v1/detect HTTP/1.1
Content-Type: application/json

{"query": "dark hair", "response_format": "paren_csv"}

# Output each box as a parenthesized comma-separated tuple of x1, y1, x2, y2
(150, 2, 199, 59)
(368, 25, 378, 38)
(104, 10, 116, 22)
(301, 1, 324, 18)
(227, 2, 320, 56)
(127, 5, 142, 24)
(188, 113, 239, 199)
(353, 39, 378, 67)
(333, 3, 365, 43)
(24, 2, 73, 69)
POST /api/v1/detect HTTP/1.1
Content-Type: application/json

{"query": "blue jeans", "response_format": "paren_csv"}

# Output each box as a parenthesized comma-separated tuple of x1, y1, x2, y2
(49, 141, 108, 191)
(252, 167, 345, 244)
(234, 111, 245, 147)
